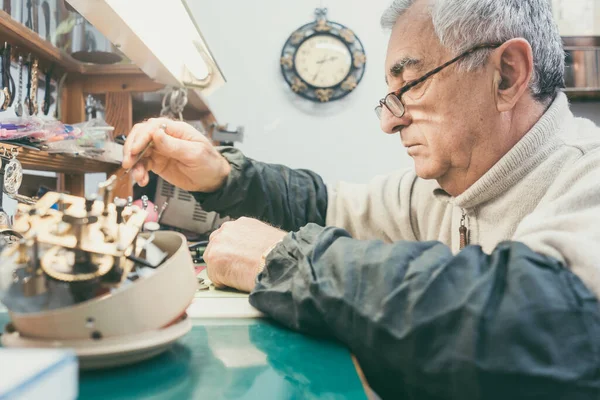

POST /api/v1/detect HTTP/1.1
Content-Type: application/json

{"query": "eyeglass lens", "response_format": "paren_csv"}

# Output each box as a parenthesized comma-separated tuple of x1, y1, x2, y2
(375, 95, 405, 120)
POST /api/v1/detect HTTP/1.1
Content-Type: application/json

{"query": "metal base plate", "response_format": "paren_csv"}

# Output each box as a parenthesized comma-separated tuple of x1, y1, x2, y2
(1, 315, 191, 370)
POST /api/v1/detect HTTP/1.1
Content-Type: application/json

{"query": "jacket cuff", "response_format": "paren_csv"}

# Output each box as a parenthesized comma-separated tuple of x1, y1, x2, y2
(255, 223, 327, 287)
(191, 146, 247, 211)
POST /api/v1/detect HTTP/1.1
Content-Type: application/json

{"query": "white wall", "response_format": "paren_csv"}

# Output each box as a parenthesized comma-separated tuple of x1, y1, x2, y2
(188, 0, 411, 185)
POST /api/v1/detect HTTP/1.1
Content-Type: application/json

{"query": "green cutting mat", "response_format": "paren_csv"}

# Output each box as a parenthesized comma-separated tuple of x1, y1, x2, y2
(0, 312, 367, 400)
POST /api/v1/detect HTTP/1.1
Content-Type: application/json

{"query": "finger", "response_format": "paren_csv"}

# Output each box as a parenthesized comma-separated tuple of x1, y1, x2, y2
(151, 126, 190, 159)
(132, 159, 152, 186)
(131, 165, 148, 187)
(122, 127, 140, 169)
(150, 118, 211, 143)
(127, 119, 210, 168)
(169, 120, 211, 143)
(123, 123, 157, 169)
(127, 146, 154, 170)
(130, 123, 160, 155)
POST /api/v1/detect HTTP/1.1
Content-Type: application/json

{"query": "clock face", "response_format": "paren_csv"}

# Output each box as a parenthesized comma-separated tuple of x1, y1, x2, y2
(280, 14, 367, 103)
(294, 35, 352, 88)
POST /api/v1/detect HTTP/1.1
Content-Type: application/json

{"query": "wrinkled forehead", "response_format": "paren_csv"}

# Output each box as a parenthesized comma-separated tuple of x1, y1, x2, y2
(384, 3, 446, 78)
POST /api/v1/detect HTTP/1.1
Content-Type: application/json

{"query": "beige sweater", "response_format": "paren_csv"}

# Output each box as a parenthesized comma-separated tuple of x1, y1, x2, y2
(327, 92, 600, 297)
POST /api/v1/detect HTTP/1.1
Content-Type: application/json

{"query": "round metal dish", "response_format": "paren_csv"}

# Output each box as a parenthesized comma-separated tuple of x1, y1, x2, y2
(2, 315, 192, 370)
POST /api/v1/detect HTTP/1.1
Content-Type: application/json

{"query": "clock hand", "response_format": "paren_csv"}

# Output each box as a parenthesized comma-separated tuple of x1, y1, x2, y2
(316, 56, 338, 64)
(313, 55, 329, 81)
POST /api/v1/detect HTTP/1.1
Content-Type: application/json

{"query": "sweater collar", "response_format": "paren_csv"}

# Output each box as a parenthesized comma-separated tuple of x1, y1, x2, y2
(432, 92, 571, 208)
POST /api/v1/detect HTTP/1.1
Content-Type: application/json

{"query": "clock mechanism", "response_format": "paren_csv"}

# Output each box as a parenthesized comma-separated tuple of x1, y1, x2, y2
(0, 174, 198, 369)
(280, 8, 367, 103)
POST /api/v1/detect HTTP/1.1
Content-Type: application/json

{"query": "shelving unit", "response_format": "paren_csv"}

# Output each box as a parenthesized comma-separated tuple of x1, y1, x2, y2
(0, 10, 80, 73)
(2, 144, 118, 174)
(0, 10, 215, 197)
(563, 90, 600, 102)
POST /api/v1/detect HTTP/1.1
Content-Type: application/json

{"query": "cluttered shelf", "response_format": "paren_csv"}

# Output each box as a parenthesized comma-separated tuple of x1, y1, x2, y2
(2, 143, 120, 174)
(0, 10, 214, 117)
(0, 10, 79, 73)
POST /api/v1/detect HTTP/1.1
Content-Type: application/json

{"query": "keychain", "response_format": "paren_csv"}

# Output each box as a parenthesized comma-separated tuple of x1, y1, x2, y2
(14, 56, 23, 117)
(160, 87, 188, 120)
(30, 57, 39, 115)
(3, 147, 23, 197)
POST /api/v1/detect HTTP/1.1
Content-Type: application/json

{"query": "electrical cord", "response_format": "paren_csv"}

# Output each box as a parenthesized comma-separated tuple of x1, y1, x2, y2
(189, 241, 208, 264)
(188, 241, 209, 250)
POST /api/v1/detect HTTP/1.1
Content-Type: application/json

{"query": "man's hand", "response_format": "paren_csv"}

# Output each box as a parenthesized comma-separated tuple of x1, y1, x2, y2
(204, 217, 287, 292)
(122, 117, 231, 192)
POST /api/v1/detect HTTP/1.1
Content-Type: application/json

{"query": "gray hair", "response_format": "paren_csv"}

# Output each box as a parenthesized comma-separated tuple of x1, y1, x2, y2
(381, 0, 564, 103)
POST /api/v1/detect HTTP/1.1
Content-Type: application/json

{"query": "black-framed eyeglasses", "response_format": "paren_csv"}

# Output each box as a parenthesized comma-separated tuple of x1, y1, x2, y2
(375, 43, 502, 120)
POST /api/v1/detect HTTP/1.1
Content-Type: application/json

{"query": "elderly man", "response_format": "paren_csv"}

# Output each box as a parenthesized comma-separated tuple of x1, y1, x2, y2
(123, 0, 600, 398)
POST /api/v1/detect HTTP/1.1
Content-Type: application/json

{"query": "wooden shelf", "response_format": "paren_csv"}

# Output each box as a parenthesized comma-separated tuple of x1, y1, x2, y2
(0, 11, 144, 76)
(0, 10, 80, 73)
(3, 144, 119, 174)
(81, 63, 144, 75)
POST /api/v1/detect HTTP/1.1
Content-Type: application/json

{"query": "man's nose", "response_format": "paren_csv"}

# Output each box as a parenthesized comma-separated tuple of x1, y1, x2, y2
(380, 106, 411, 134)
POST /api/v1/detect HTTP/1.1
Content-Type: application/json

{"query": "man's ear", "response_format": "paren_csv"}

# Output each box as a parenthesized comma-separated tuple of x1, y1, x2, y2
(491, 38, 534, 112)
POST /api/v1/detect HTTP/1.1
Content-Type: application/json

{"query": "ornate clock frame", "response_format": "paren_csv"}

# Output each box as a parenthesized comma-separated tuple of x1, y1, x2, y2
(280, 8, 367, 103)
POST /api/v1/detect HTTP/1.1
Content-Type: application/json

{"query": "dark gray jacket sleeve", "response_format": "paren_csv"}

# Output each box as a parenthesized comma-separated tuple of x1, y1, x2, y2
(249, 224, 600, 400)
(192, 147, 327, 232)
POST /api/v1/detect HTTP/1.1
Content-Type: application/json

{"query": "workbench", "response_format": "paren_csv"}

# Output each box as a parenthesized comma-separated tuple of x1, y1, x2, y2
(0, 306, 368, 399)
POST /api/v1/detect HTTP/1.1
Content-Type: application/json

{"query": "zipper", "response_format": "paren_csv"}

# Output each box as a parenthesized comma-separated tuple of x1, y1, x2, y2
(459, 209, 469, 250)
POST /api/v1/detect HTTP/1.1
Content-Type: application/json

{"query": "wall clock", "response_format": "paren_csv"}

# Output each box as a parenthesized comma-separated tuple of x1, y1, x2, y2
(280, 8, 367, 103)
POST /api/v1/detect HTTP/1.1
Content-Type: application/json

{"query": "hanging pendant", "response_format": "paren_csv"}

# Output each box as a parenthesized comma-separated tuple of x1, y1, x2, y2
(1, 87, 10, 111)
(0, 210, 9, 227)
(31, 58, 39, 116)
(4, 154, 23, 196)
(459, 211, 469, 250)
(24, 99, 31, 116)
(14, 100, 23, 117)
(459, 225, 468, 250)
(14, 56, 24, 117)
